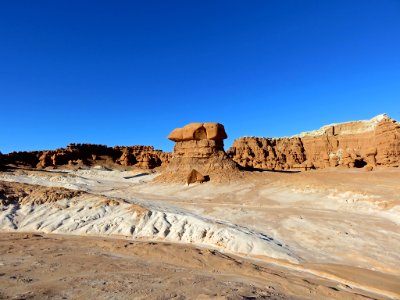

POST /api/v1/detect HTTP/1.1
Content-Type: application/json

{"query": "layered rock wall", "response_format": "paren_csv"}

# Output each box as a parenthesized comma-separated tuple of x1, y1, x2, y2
(227, 114, 400, 170)
(3, 143, 171, 170)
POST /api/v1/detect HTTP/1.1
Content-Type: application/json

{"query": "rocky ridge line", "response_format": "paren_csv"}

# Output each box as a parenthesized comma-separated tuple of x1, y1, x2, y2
(1, 143, 171, 170)
(227, 114, 400, 171)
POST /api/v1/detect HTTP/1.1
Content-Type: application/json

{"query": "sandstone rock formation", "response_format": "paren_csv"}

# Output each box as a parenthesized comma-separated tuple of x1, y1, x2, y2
(3, 115, 399, 174)
(3, 144, 171, 170)
(157, 122, 239, 182)
(168, 122, 228, 142)
(186, 169, 206, 185)
(228, 114, 400, 171)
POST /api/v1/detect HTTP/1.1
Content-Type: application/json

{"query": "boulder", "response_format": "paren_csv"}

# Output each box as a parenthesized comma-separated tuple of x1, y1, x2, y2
(182, 123, 205, 141)
(365, 165, 374, 172)
(168, 122, 228, 142)
(203, 123, 228, 140)
(168, 128, 183, 142)
(186, 169, 206, 185)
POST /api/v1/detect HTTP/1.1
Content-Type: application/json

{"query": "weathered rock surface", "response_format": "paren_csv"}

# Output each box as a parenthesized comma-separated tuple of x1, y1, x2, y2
(186, 169, 206, 185)
(158, 122, 239, 182)
(2, 143, 171, 170)
(168, 122, 228, 142)
(3, 115, 399, 174)
(0, 181, 83, 206)
(0, 181, 297, 263)
(227, 114, 400, 171)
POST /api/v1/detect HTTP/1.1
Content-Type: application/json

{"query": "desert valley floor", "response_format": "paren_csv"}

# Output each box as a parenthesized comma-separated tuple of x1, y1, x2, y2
(0, 167, 399, 299)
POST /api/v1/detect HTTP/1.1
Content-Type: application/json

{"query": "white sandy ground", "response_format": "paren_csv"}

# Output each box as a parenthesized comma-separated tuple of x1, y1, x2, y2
(1, 167, 400, 299)
(0, 194, 297, 262)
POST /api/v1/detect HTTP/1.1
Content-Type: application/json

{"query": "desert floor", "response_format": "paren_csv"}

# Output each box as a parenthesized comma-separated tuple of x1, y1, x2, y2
(0, 167, 399, 299)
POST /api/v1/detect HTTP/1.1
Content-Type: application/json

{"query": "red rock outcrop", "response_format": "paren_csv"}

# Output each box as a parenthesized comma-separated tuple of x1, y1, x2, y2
(113, 145, 170, 169)
(4, 115, 398, 174)
(157, 122, 239, 182)
(3, 143, 171, 170)
(227, 114, 400, 171)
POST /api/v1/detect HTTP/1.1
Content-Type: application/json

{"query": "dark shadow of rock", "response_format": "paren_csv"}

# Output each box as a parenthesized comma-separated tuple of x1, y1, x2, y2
(238, 165, 301, 174)
(123, 173, 150, 179)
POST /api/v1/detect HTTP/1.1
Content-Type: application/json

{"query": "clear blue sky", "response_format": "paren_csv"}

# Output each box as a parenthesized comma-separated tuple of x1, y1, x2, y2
(1, 1, 400, 153)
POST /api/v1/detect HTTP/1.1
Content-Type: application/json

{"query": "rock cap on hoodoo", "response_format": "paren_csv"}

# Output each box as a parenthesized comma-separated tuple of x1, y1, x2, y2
(168, 122, 227, 142)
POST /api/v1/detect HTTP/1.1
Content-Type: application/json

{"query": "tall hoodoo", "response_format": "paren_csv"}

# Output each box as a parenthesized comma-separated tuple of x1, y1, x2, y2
(157, 122, 239, 182)
(168, 122, 228, 159)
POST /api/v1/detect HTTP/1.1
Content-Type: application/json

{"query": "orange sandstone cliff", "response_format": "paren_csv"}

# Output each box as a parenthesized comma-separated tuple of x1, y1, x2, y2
(227, 114, 400, 171)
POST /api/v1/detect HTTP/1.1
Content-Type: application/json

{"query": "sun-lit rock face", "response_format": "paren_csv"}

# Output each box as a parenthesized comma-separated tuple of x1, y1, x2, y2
(227, 114, 400, 171)
(168, 122, 227, 142)
(168, 122, 229, 159)
(3, 144, 171, 170)
(158, 122, 239, 183)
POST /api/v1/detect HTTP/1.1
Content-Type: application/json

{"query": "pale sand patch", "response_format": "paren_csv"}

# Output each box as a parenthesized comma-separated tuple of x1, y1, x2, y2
(0, 232, 397, 300)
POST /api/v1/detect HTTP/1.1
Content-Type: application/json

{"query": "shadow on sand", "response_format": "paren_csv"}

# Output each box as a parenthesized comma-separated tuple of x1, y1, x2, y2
(123, 173, 151, 179)
(238, 166, 301, 174)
